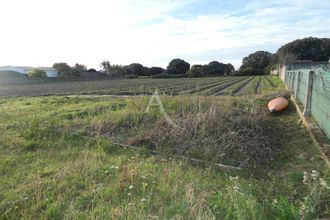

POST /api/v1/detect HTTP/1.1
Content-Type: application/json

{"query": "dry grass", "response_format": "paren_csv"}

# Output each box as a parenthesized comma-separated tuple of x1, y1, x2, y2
(130, 102, 286, 168)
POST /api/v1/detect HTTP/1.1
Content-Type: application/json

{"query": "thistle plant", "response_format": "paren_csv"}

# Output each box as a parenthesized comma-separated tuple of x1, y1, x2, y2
(299, 170, 329, 220)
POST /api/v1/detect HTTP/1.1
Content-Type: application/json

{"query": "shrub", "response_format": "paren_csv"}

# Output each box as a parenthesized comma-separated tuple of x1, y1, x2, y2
(299, 170, 330, 219)
(137, 105, 286, 168)
(28, 69, 47, 78)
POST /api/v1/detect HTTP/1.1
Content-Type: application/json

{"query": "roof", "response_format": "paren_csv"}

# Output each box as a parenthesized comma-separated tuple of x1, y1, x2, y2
(0, 66, 57, 71)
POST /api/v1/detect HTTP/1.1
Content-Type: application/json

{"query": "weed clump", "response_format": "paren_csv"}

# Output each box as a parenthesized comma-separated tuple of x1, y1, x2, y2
(139, 104, 286, 168)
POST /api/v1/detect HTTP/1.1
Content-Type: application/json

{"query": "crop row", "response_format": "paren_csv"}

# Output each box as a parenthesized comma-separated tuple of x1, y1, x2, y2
(0, 76, 279, 97)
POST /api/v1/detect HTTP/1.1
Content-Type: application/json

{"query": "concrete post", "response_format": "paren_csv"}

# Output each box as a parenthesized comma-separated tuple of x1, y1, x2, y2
(295, 72, 301, 99)
(290, 73, 295, 94)
(281, 65, 286, 81)
(303, 71, 314, 116)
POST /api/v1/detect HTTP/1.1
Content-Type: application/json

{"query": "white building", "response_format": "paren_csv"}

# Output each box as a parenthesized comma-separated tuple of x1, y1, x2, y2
(0, 66, 58, 77)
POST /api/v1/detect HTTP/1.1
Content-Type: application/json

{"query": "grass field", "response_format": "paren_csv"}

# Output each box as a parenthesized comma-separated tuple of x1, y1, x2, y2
(0, 75, 285, 97)
(0, 76, 329, 219)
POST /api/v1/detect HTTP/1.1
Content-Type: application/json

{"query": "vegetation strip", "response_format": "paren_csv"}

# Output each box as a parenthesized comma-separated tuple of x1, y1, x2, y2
(179, 79, 233, 95)
(201, 77, 248, 95)
(232, 77, 255, 95)
(189, 78, 236, 95)
(236, 76, 261, 95)
(264, 76, 276, 87)
(0, 76, 284, 97)
(215, 77, 251, 95)
(160, 79, 222, 94)
(199, 78, 241, 94)
(255, 77, 262, 93)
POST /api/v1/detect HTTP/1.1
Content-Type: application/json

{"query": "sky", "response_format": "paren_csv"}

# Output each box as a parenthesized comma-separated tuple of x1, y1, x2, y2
(0, 0, 329, 70)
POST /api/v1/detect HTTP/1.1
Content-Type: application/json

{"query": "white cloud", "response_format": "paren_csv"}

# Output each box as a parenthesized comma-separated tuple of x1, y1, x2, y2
(0, 0, 329, 69)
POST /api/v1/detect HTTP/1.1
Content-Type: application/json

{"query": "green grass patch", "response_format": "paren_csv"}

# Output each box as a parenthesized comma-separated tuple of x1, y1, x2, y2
(0, 94, 329, 219)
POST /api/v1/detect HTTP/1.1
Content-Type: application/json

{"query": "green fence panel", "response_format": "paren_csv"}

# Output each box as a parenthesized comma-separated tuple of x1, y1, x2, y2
(296, 70, 309, 107)
(311, 70, 330, 138)
(284, 66, 330, 139)
(286, 69, 309, 107)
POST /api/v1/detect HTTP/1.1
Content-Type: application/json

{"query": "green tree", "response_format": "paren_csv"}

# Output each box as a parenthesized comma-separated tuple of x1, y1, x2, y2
(53, 63, 73, 77)
(275, 37, 330, 64)
(144, 67, 165, 76)
(74, 63, 87, 72)
(188, 65, 204, 77)
(127, 63, 145, 76)
(72, 63, 87, 77)
(87, 68, 97, 73)
(100, 60, 111, 75)
(224, 63, 235, 75)
(166, 59, 190, 75)
(201, 61, 235, 76)
(239, 51, 272, 75)
(110, 65, 129, 76)
(28, 69, 47, 78)
(203, 61, 224, 76)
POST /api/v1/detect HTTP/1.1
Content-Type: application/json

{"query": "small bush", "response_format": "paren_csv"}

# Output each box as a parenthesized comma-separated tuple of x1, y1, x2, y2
(272, 197, 299, 220)
(28, 69, 47, 78)
(137, 104, 286, 168)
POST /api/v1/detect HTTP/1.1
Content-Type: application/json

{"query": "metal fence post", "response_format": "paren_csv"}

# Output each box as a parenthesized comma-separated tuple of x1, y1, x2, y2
(303, 71, 314, 116)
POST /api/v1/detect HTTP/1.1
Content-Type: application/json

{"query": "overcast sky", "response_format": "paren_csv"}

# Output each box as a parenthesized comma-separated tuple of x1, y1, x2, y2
(0, 0, 329, 69)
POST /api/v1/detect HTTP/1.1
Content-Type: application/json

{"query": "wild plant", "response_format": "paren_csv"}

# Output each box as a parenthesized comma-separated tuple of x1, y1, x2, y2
(299, 170, 329, 219)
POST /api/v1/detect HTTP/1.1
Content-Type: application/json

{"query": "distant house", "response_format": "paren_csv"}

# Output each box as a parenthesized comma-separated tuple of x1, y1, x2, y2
(0, 66, 58, 77)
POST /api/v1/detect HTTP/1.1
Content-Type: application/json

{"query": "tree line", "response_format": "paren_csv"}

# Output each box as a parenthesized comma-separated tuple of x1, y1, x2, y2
(239, 37, 330, 75)
(29, 37, 330, 78)
(34, 59, 236, 78)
